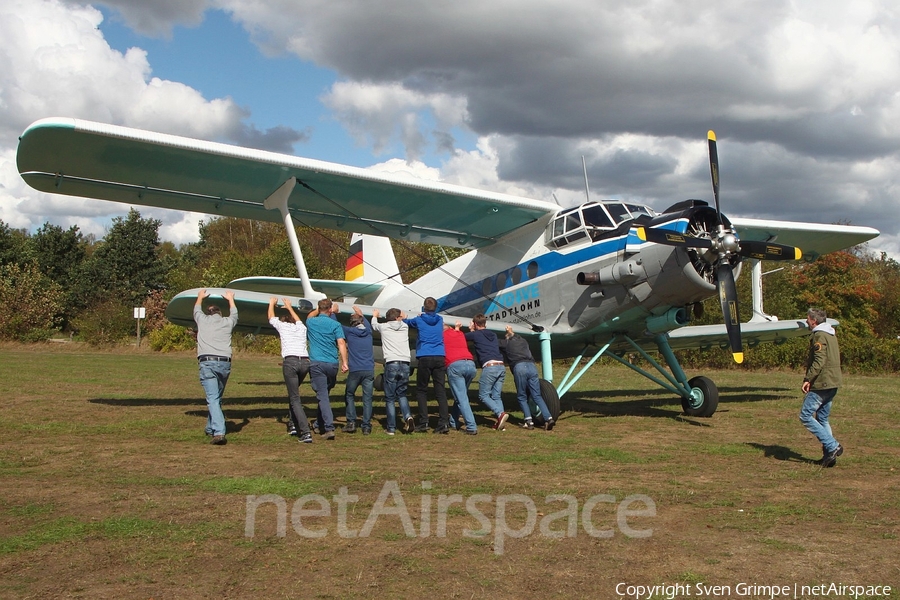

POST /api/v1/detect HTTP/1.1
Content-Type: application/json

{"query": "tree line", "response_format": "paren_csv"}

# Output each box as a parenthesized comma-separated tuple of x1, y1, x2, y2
(1, 210, 898, 372)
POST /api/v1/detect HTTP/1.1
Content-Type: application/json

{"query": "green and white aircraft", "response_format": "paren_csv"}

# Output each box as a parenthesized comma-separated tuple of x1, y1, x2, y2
(17, 118, 879, 419)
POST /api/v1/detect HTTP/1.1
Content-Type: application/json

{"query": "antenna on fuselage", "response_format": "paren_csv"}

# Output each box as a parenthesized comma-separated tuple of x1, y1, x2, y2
(582, 155, 591, 202)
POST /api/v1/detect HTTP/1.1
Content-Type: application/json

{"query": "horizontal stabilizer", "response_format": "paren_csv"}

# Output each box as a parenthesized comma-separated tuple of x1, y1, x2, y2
(228, 276, 386, 300)
(166, 288, 314, 334)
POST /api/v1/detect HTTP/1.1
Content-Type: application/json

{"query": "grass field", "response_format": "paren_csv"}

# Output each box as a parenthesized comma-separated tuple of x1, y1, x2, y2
(0, 343, 897, 599)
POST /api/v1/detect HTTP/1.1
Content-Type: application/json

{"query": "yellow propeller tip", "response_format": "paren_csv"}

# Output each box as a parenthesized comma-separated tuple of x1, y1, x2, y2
(794, 247, 802, 260)
(708, 130, 717, 141)
(733, 352, 744, 364)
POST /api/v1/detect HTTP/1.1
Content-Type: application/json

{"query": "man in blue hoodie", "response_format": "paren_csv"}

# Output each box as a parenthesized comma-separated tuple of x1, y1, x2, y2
(341, 305, 376, 435)
(403, 297, 449, 433)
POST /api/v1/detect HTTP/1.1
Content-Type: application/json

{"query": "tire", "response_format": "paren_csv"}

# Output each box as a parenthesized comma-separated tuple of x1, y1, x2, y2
(374, 373, 384, 392)
(682, 376, 719, 417)
(530, 379, 561, 425)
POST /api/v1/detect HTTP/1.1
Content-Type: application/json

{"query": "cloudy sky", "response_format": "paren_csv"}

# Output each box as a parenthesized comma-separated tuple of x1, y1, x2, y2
(1, 0, 898, 257)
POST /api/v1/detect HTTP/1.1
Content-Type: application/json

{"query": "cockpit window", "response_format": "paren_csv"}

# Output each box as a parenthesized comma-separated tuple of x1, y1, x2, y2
(548, 208, 586, 248)
(625, 203, 654, 218)
(605, 203, 632, 223)
(582, 205, 615, 228)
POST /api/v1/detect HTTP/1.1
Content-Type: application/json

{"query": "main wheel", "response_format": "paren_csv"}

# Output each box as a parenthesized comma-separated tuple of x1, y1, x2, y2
(530, 379, 561, 425)
(374, 373, 384, 392)
(682, 376, 719, 417)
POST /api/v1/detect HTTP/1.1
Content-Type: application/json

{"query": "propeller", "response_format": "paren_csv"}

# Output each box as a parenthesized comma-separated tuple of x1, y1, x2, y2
(635, 130, 803, 364)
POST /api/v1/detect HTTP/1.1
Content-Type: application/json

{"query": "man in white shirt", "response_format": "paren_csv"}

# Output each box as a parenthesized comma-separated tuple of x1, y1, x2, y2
(268, 297, 313, 443)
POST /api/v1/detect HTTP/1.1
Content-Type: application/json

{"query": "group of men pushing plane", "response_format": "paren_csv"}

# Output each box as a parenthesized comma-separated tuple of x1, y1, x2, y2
(193, 290, 845, 469)
(193, 291, 555, 446)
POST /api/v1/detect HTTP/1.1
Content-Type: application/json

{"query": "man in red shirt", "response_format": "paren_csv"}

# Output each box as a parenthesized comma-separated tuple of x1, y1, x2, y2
(443, 322, 478, 435)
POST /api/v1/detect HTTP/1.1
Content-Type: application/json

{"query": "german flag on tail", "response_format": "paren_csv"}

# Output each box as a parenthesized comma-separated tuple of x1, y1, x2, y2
(345, 237, 364, 281)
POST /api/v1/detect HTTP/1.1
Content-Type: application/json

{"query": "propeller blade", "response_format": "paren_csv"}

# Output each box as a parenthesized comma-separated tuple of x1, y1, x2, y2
(708, 130, 722, 225)
(737, 240, 802, 261)
(636, 226, 713, 249)
(716, 262, 744, 364)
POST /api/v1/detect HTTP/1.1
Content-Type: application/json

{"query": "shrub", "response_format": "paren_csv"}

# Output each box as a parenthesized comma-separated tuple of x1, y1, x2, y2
(0, 262, 63, 341)
(72, 298, 135, 346)
(148, 323, 196, 352)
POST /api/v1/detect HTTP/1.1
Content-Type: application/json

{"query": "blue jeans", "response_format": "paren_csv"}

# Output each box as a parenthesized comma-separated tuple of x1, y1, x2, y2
(310, 360, 338, 433)
(478, 364, 506, 417)
(199, 359, 231, 436)
(800, 387, 839, 453)
(345, 370, 375, 428)
(512, 361, 551, 421)
(383, 361, 412, 432)
(447, 360, 477, 432)
(283, 356, 311, 436)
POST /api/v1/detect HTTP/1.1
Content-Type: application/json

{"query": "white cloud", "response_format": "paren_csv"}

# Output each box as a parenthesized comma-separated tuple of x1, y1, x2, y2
(4, 0, 899, 256)
(0, 0, 255, 242)
(322, 81, 467, 160)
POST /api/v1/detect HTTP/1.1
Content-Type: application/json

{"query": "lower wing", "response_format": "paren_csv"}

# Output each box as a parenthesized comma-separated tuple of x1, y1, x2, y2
(665, 318, 820, 351)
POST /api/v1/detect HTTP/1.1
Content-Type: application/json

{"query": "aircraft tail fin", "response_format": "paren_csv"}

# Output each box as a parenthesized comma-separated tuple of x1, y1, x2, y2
(345, 233, 403, 285)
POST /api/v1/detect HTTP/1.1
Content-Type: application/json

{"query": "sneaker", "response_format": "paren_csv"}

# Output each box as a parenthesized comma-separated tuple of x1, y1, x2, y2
(433, 425, 450, 435)
(464, 429, 477, 435)
(414, 423, 430, 433)
(821, 444, 843, 467)
(342, 422, 357, 433)
(386, 430, 396, 436)
(298, 432, 313, 444)
(544, 417, 555, 431)
(211, 435, 227, 445)
(361, 426, 372, 436)
(494, 412, 509, 430)
(405, 416, 415, 433)
(522, 419, 534, 430)
(322, 431, 336, 441)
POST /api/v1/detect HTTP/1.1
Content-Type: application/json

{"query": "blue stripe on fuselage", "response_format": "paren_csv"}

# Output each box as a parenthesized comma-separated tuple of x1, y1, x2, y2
(434, 221, 684, 313)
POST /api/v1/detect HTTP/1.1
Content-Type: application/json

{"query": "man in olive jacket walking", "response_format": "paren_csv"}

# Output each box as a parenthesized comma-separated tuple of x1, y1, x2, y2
(800, 307, 844, 467)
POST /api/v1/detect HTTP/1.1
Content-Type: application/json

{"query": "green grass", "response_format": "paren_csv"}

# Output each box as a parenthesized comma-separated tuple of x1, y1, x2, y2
(0, 344, 898, 597)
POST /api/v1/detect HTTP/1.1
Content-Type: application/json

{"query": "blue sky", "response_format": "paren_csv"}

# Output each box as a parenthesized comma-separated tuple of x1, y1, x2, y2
(97, 8, 388, 167)
(1, 0, 898, 256)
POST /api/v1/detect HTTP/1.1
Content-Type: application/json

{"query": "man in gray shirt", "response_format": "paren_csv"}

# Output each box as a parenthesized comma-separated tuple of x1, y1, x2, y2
(193, 289, 238, 445)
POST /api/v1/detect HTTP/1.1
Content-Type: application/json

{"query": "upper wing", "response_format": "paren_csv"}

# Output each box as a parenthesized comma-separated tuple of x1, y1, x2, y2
(732, 218, 879, 260)
(16, 118, 559, 249)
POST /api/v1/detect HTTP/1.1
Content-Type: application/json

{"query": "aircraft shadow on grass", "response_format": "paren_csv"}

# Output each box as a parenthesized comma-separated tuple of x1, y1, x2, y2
(559, 385, 794, 420)
(88, 383, 793, 432)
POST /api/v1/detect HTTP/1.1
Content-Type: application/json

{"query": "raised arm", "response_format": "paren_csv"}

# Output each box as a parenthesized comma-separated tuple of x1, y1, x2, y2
(195, 288, 208, 308)
(282, 298, 301, 322)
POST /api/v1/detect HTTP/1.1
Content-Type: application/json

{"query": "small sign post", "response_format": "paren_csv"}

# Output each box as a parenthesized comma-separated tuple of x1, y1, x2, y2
(134, 307, 146, 347)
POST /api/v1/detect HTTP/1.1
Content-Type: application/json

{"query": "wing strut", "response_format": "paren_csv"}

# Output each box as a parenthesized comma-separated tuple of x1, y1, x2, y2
(264, 177, 325, 301)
